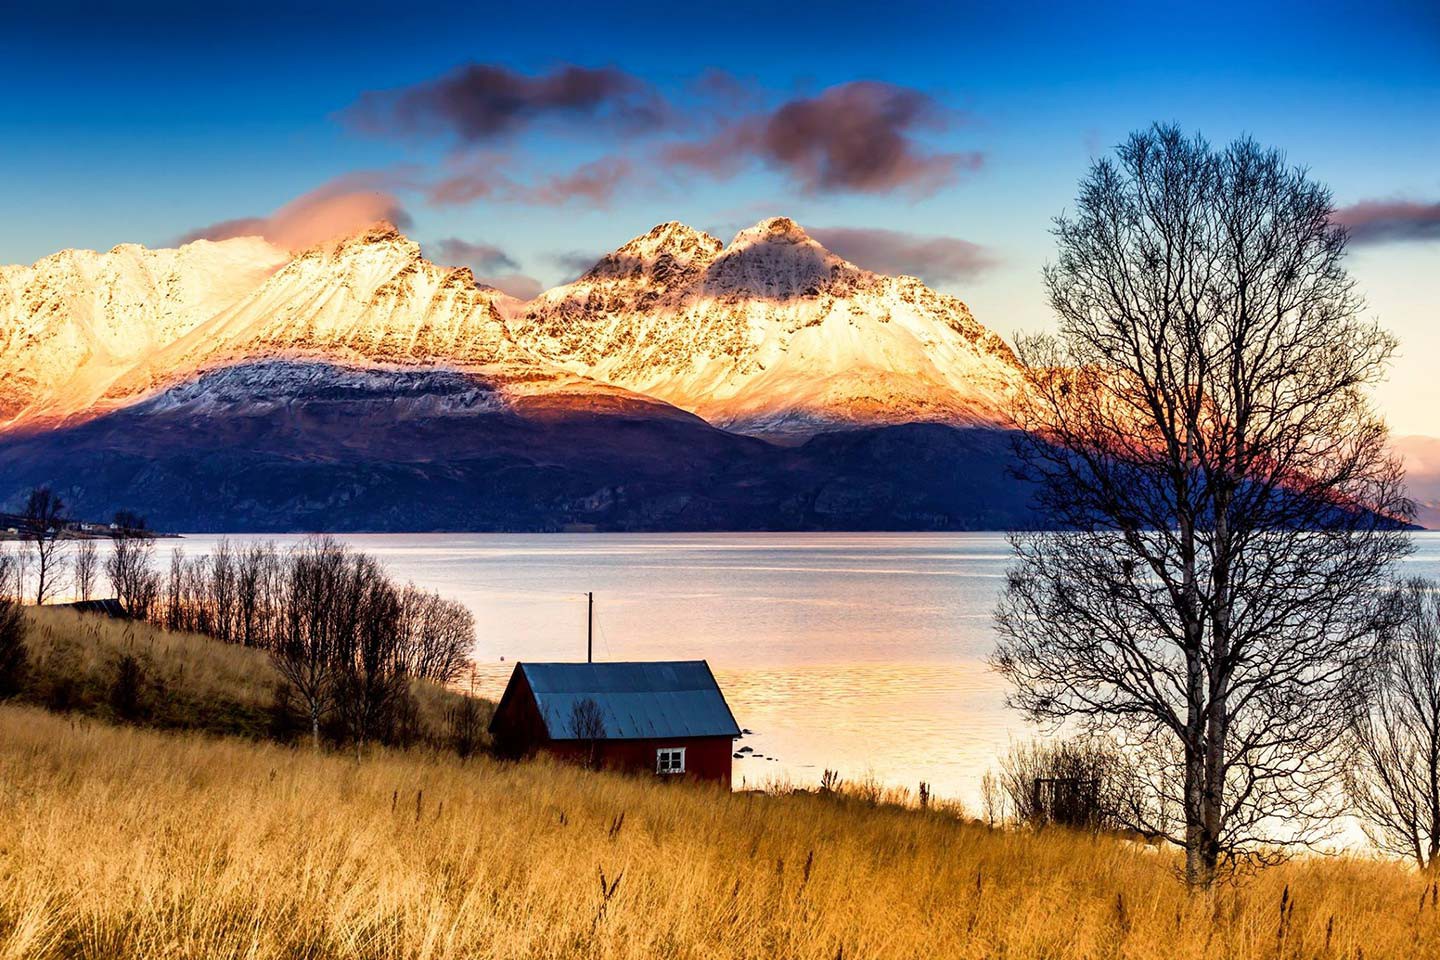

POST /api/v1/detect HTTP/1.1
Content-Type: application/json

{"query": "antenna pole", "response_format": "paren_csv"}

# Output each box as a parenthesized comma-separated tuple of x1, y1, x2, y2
(587, 591, 593, 663)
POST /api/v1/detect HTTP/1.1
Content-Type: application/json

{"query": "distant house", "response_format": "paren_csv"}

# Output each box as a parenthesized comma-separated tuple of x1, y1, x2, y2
(58, 598, 129, 619)
(489, 661, 742, 786)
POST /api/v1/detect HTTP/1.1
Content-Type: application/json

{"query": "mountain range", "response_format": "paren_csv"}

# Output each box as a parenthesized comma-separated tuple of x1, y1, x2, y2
(0, 217, 1044, 530)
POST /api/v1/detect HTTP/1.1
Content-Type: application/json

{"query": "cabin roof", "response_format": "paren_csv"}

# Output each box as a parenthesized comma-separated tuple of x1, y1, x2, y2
(503, 660, 742, 741)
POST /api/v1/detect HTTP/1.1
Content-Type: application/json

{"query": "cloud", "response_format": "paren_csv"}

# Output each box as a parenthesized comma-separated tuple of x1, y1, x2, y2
(522, 156, 634, 206)
(424, 237, 541, 299)
(480, 273, 544, 300)
(428, 237, 519, 274)
(180, 175, 411, 250)
(663, 81, 981, 196)
(548, 250, 602, 278)
(808, 226, 998, 284)
(344, 63, 669, 144)
(1334, 199, 1440, 245)
(425, 155, 634, 208)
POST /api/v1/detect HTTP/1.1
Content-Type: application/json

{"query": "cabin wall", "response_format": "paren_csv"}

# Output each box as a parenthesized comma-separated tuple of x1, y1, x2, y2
(489, 668, 548, 760)
(539, 736, 735, 788)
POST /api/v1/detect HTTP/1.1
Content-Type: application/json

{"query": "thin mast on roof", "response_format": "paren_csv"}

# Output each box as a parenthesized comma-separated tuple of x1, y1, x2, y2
(587, 591, 593, 663)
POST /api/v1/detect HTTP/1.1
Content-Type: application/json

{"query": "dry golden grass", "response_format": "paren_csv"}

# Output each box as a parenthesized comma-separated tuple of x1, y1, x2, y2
(0, 705, 1436, 959)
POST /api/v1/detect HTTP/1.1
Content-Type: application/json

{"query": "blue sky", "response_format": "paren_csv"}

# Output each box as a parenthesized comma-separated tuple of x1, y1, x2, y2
(3, 0, 1437, 429)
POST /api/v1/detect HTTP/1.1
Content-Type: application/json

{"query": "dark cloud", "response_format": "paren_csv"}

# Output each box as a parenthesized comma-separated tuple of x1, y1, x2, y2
(344, 63, 669, 144)
(808, 226, 997, 285)
(548, 250, 604, 279)
(179, 174, 412, 250)
(663, 81, 981, 196)
(428, 237, 519, 274)
(1334, 199, 1440, 245)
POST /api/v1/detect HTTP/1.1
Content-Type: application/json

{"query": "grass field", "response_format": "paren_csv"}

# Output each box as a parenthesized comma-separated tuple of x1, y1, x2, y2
(1, 701, 1436, 959)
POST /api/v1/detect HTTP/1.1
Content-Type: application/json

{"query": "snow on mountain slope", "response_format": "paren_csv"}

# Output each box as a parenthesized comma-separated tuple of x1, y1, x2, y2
(0, 236, 289, 426)
(99, 224, 548, 413)
(514, 217, 1021, 438)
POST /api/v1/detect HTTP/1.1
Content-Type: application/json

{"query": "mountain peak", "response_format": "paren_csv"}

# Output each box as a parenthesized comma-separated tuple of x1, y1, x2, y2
(582, 221, 723, 283)
(729, 216, 813, 247)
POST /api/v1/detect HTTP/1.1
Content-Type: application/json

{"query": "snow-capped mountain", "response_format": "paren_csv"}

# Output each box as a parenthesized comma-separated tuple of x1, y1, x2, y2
(0, 217, 1020, 439)
(515, 217, 1020, 437)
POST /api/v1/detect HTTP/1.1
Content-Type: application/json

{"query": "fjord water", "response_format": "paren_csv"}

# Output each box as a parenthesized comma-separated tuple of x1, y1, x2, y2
(172, 532, 1440, 806)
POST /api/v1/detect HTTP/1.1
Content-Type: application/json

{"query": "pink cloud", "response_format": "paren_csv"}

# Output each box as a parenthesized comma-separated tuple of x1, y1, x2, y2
(481, 274, 544, 300)
(522, 157, 634, 206)
(180, 174, 411, 250)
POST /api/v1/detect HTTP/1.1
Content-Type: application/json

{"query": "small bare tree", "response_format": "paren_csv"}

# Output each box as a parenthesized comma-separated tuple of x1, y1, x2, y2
(21, 486, 67, 605)
(73, 539, 99, 603)
(105, 527, 160, 619)
(1346, 579, 1440, 869)
(569, 696, 607, 769)
(234, 540, 278, 648)
(0, 547, 27, 697)
(993, 126, 1411, 887)
(211, 538, 237, 644)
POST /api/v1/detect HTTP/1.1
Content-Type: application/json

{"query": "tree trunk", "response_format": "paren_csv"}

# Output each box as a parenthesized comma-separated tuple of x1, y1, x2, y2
(310, 701, 321, 751)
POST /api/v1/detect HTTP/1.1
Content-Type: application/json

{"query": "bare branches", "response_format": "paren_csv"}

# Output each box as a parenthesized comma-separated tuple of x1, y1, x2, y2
(1345, 579, 1440, 868)
(21, 487, 68, 605)
(993, 125, 1410, 888)
(105, 529, 160, 620)
(73, 540, 98, 604)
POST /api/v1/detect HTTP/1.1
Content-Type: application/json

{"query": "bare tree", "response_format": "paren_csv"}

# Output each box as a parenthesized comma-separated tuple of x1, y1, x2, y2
(105, 526, 160, 620)
(211, 539, 237, 644)
(988, 737, 1160, 834)
(333, 555, 408, 757)
(21, 486, 68, 605)
(165, 548, 187, 631)
(234, 540, 278, 648)
(992, 126, 1411, 888)
(73, 539, 99, 603)
(1346, 579, 1440, 869)
(569, 696, 607, 769)
(0, 547, 27, 697)
(397, 583, 475, 683)
(271, 536, 360, 749)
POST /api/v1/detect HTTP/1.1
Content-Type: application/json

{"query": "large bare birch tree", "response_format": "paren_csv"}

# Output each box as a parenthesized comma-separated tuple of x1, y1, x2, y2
(992, 125, 1411, 887)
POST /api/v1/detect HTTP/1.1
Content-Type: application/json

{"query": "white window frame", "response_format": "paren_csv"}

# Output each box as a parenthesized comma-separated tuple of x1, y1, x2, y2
(656, 746, 686, 775)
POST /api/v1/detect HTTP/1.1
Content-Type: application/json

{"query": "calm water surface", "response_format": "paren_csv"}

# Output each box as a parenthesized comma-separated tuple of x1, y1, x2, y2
(170, 532, 1440, 806)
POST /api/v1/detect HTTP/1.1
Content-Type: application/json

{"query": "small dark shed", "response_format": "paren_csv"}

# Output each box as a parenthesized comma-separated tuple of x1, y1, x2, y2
(488, 661, 742, 786)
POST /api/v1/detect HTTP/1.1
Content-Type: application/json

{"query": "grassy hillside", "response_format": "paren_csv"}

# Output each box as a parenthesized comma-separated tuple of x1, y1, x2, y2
(0, 703, 1433, 960)
(15, 606, 482, 746)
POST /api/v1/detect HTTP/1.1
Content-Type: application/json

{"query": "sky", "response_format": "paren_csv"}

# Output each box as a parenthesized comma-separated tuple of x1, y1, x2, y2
(3, 0, 1437, 430)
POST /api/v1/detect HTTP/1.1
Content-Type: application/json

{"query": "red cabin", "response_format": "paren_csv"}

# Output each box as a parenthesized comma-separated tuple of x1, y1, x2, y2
(488, 660, 741, 787)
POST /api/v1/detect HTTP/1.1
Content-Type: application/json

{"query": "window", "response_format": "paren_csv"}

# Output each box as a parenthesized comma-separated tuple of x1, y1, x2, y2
(656, 747, 686, 775)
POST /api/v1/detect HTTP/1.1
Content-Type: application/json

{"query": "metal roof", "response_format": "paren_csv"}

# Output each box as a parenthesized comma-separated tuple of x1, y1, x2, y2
(517, 660, 741, 741)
